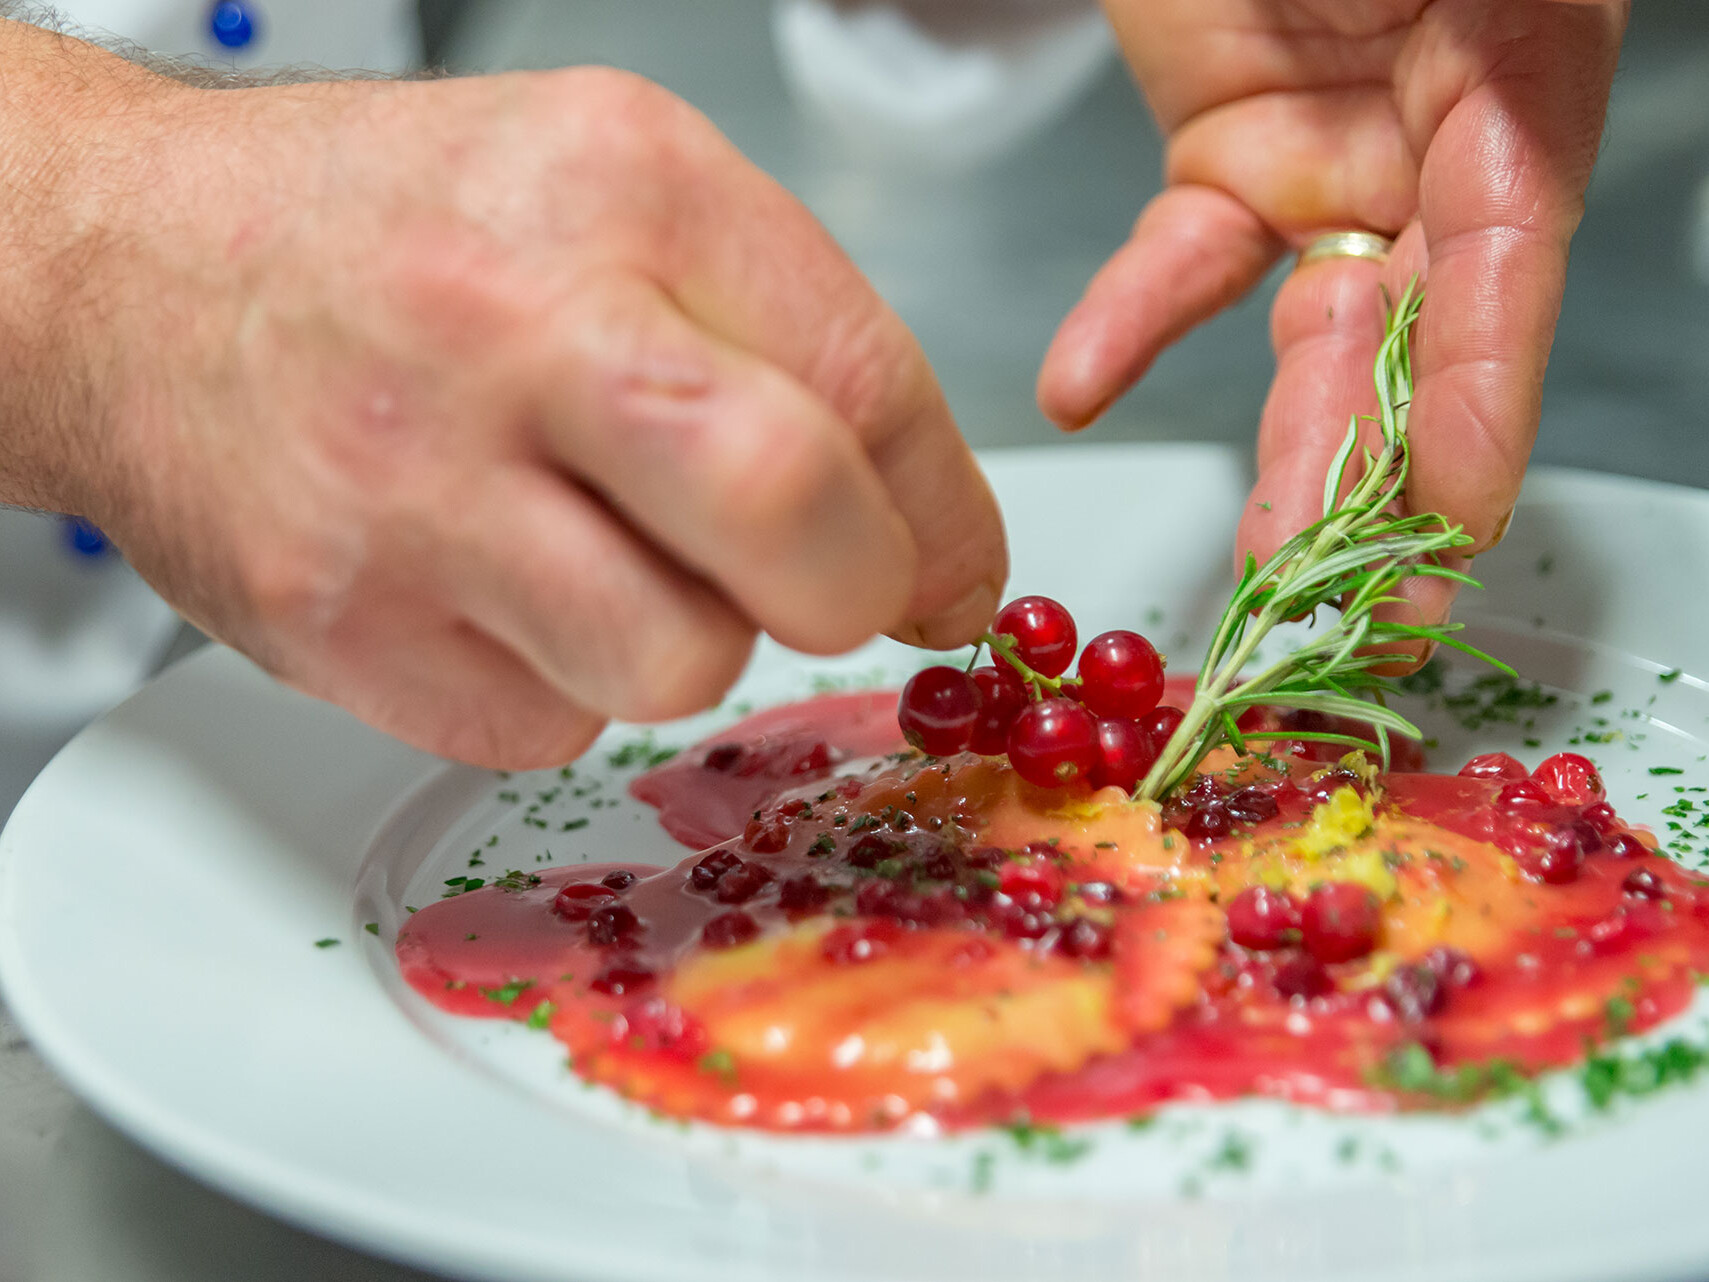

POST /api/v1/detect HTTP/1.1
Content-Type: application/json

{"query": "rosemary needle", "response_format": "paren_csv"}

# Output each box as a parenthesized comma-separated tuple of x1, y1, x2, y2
(1134, 281, 1511, 801)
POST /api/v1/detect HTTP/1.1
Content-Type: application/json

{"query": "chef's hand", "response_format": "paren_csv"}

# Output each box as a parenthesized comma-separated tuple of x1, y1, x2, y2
(0, 25, 1005, 768)
(1038, 0, 1625, 632)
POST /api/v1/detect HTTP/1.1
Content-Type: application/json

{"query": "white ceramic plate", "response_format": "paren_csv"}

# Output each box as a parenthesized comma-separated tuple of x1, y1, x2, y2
(6, 445, 1709, 1282)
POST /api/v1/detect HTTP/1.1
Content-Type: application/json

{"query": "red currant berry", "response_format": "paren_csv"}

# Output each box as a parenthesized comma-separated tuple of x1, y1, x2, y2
(1580, 802, 1619, 834)
(1531, 752, 1605, 806)
(714, 860, 773, 904)
(690, 849, 744, 890)
(992, 596, 1078, 678)
(588, 961, 656, 996)
(1272, 953, 1333, 1000)
(1090, 718, 1156, 792)
(1623, 867, 1666, 899)
(1496, 778, 1552, 811)
(701, 911, 760, 949)
(553, 882, 617, 921)
(1422, 946, 1481, 989)
(1057, 917, 1112, 960)
(1006, 698, 1100, 788)
(1300, 882, 1381, 963)
(1076, 630, 1165, 718)
(610, 996, 703, 1057)
(897, 666, 980, 756)
(586, 903, 641, 946)
(1608, 833, 1648, 859)
(1459, 752, 1529, 782)
(1139, 704, 1186, 746)
(1225, 886, 1301, 951)
(997, 858, 1065, 909)
(967, 664, 1028, 755)
(1383, 964, 1445, 1021)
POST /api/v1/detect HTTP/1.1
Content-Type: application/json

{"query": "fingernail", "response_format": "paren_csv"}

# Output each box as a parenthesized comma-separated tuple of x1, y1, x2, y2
(895, 579, 1001, 651)
(1485, 506, 1516, 552)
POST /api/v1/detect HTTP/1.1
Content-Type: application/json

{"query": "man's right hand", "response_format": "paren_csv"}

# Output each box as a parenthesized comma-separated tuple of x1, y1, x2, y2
(0, 23, 1006, 768)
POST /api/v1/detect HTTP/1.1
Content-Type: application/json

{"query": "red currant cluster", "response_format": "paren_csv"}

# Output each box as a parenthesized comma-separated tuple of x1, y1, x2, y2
(897, 595, 1181, 792)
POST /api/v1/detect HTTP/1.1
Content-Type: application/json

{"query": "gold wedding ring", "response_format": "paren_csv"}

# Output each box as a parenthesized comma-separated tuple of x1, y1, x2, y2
(1297, 230, 1394, 269)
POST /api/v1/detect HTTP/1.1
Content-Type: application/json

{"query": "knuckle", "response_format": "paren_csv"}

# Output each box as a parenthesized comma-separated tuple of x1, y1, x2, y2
(236, 530, 349, 640)
(554, 66, 710, 178)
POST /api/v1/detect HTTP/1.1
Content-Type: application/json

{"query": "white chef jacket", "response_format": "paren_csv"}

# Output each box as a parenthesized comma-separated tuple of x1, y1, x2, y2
(59, 0, 418, 71)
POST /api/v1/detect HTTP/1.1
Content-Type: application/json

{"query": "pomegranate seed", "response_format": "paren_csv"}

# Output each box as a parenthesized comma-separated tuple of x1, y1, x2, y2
(1569, 818, 1603, 853)
(1532, 752, 1605, 805)
(715, 861, 773, 904)
(1300, 882, 1381, 962)
(1608, 834, 1648, 859)
(898, 666, 981, 756)
(968, 665, 1028, 755)
(554, 882, 617, 921)
(1076, 630, 1166, 718)
(1007, 698, 1100, 788)
(589, 961, 655, 996)
(1272, 952, 1333, 999)
(701, 911, 760, 949)
(1090, 717, 1156, 792)
(1383, 964, 1445, 1021)
(1624, 867, 1666, 900)
(1496, 779, 1553, 811)
(1459, 752, 1529, 782)
(777, 874, 829, 913)
(1226, 886, 1301, 950)
(702, 744, 743, 772)
(743, 816, 790, 853)
(600, 870, 637, 891)
(1423, 946, 1481, 989)
(1058, 917, 1112, 960)
(1140, 705, 1186, 746)
(587, 903, 641, 946)
(690, 850, 743, 891)
(992, 596, 1078, 678)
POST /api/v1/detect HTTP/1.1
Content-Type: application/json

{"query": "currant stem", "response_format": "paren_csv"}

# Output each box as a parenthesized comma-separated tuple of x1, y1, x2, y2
(980, 631, 1076, 701)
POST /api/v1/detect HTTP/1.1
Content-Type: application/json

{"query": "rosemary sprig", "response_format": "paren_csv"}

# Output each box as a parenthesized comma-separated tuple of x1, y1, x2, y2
(1134, 281, 1512, 801)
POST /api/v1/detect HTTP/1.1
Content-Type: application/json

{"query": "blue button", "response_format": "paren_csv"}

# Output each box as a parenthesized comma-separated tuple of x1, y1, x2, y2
(63, 517, 111, 559)
(208, 1, 258, 50)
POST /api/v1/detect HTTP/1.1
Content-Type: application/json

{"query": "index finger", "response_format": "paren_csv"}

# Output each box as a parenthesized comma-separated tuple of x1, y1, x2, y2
(653, 122, 1008, 650)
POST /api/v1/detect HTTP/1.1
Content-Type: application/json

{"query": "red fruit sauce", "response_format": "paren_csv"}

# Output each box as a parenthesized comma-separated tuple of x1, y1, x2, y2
(397, 684, 1709, 1134)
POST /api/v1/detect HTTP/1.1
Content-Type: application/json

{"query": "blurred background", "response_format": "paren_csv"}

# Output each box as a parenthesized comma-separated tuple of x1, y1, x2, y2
(1, 3, 1706, 1278)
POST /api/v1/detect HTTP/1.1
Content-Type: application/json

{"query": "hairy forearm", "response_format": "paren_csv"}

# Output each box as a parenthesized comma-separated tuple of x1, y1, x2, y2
(0, 17, 179, 512)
